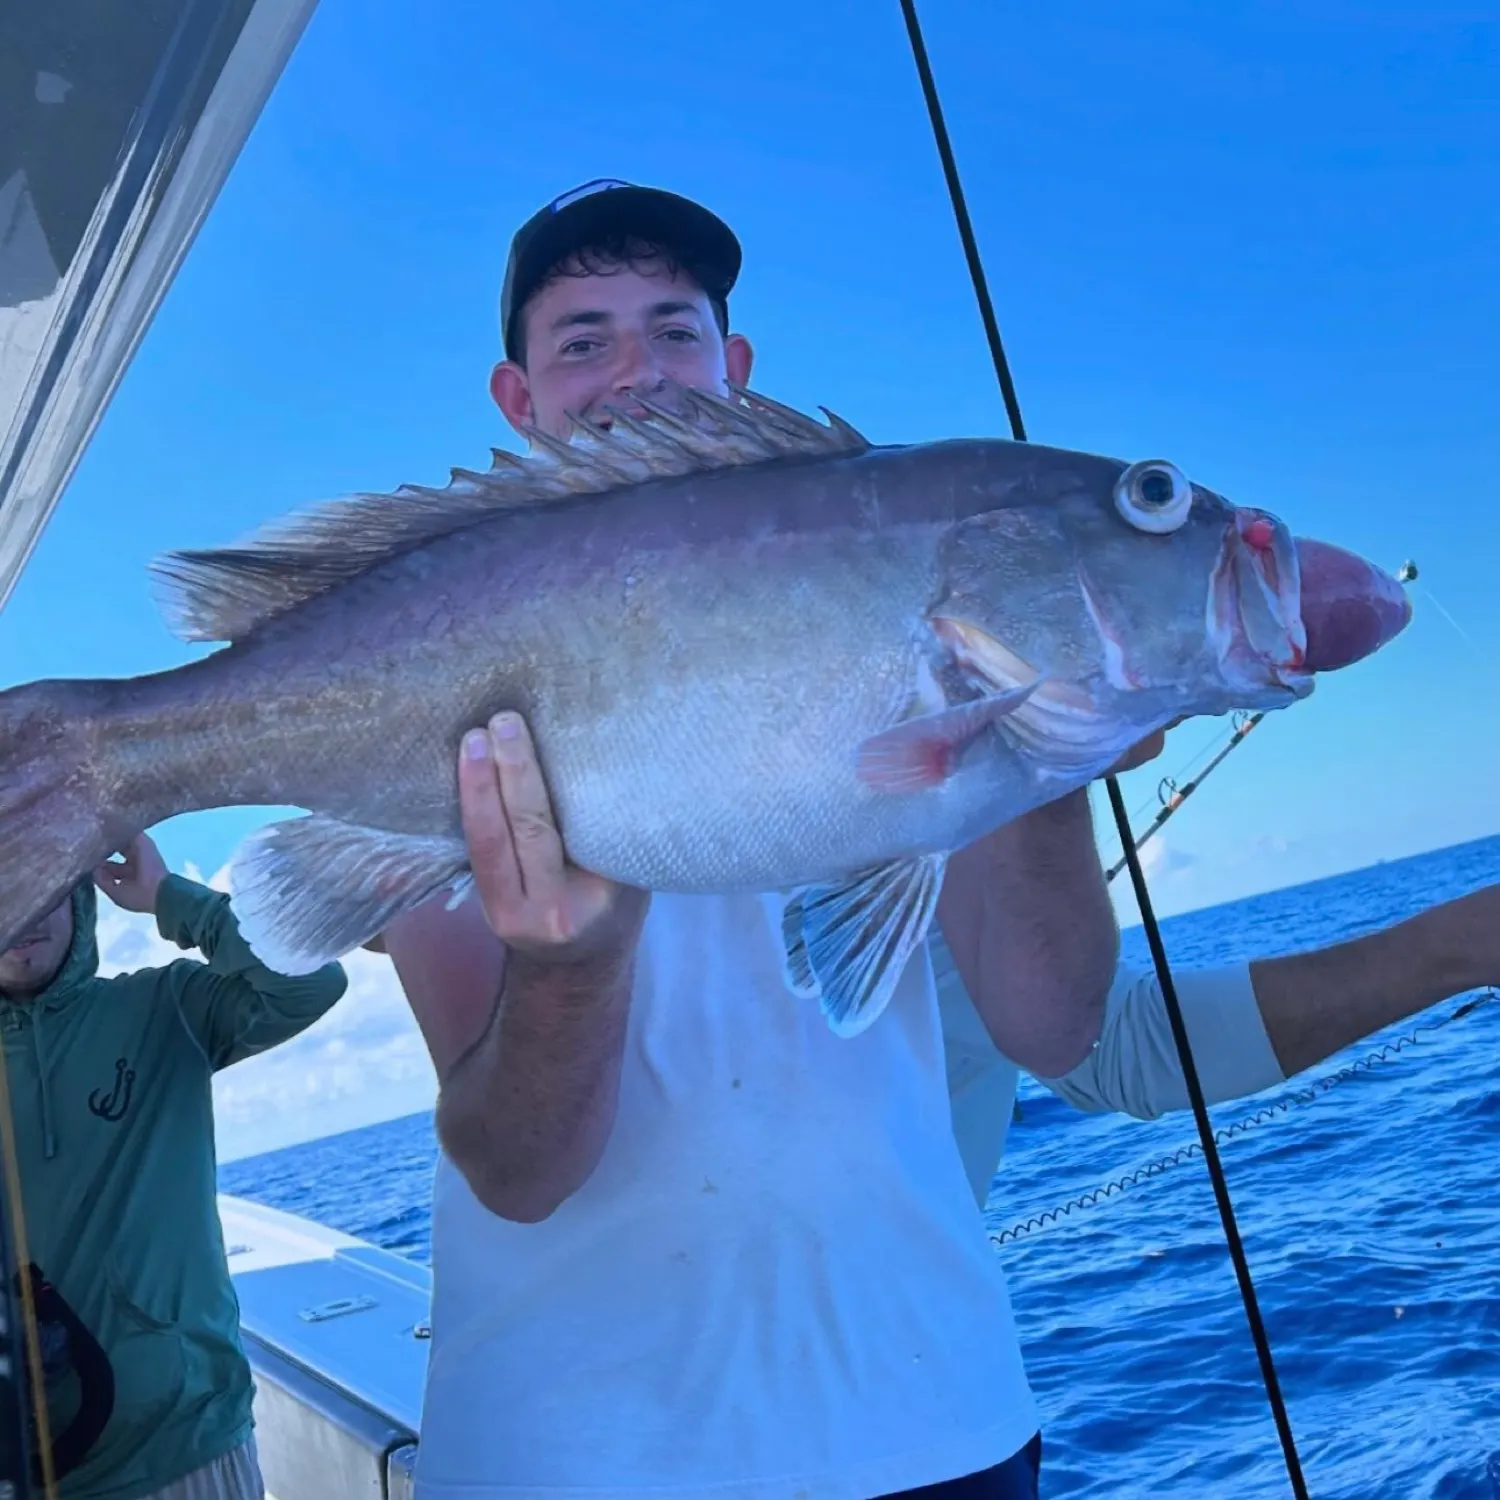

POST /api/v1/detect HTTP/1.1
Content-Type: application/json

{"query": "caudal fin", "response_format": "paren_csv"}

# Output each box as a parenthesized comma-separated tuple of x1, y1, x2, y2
(0, 680, 122, 952)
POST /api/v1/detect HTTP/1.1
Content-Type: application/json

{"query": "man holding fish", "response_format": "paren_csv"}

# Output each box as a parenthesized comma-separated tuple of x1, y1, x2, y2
(365, 182, 1420, 1498)
(0, 177, 1422, 1497)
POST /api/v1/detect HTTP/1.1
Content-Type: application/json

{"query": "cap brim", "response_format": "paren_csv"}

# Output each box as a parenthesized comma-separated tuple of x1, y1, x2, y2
(503, 186, 741, 359)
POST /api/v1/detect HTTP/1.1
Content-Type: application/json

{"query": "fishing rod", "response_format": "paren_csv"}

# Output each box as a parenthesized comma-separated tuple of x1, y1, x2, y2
(0, 1214, 33, 1500)
(895, 3, 1311, 1493)
(1104, 711, 1264, 884)
(0, 1089, 44, 1500)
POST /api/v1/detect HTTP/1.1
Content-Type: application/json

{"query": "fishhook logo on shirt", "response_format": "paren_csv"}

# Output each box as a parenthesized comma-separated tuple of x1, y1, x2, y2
(87, 1057, 135, 1122)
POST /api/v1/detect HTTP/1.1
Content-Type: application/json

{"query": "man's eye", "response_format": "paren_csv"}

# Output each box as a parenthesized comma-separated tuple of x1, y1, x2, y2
(561, 338, 601, 356)
(660, 328, 699, 343)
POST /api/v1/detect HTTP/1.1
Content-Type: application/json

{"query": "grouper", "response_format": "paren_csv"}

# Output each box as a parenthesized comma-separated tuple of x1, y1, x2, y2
(0, 386, 1411, 1035)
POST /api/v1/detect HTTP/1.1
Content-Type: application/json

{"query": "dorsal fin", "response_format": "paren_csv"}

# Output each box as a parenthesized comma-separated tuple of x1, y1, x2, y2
(147, 384, 871, 644)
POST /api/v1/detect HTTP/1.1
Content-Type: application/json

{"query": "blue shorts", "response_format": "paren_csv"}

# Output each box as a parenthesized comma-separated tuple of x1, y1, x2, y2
(874, 1432, 1042, 1499)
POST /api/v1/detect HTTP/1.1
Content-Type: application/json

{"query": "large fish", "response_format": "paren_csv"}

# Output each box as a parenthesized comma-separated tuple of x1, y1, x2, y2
(0, 387, 1410, 1034)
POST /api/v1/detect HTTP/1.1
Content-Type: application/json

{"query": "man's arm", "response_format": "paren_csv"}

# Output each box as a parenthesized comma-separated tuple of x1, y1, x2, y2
(932, 725, 1179, 1079)
(156, 875, 347, 1068)
(96, 835, 347, 1068)
(382, 715, 647, 1224)
(937, 789, 1119, 1078)
(1040, 882, 1500, 1118)
(1250, 880, 1499, 1075)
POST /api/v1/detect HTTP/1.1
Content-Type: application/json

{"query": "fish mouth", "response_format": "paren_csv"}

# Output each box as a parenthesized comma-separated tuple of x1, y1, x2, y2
(1293, 536, 1412, 670)
(1210, 510, 1312, 698)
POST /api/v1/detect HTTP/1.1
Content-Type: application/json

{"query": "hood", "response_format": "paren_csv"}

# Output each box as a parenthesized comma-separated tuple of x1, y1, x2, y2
(7, 881, 102, 1016)
(0, 881, 101, 1162)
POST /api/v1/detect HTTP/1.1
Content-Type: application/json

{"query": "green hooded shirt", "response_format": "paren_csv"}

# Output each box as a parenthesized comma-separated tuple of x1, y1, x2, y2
(1, 874, 348, 1500)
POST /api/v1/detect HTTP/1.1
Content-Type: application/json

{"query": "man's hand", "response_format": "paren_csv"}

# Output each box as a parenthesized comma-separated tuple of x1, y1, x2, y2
(394, 712, 646, 1221)
(94, 834, 169, 914)
(459, 713, 648, 963)
(1104, 717, 1185, 778)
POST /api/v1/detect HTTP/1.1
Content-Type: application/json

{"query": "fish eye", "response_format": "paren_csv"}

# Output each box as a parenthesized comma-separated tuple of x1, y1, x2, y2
(1114, 460, 1192, 534)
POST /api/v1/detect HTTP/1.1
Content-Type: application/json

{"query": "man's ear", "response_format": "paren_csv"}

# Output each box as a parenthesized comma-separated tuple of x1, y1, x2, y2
(724, 333, 754, 388)
(490, 361, 535, 433)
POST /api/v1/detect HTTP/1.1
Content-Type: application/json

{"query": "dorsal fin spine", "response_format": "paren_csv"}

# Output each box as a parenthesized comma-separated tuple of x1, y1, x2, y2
(147, 381, 871, 646)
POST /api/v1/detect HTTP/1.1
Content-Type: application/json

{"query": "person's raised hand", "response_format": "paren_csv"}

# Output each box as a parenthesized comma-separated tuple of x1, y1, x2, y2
(1103, 717, 1186, 778)
(93, 833, 169, 914)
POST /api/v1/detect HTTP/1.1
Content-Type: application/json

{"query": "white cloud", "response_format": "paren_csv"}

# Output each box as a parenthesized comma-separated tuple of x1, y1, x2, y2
(1105, 833, 1204, 923)
(93, 864, 437, 1163)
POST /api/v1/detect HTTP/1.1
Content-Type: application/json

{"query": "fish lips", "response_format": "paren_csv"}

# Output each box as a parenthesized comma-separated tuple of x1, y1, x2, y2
(1293, 536, 1413, 671)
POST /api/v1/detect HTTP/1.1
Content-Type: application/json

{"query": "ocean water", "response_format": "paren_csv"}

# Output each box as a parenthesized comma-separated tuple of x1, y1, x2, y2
(219, 833, 1500, 1500)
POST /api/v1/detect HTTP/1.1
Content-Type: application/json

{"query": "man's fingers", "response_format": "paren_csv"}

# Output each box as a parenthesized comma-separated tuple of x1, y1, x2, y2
(487, 714, 567, 898)
(457, 728, 524, 918)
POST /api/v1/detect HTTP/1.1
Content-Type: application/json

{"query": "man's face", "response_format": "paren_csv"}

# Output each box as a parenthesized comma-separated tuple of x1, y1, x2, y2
(0, 897, 73, 1001)
(490, 256, 754, 441)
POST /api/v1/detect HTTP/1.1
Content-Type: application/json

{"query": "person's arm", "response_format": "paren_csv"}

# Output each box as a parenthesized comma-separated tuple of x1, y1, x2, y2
(383, 715, 648, 1224)
(1034, 962, 1279, 1118)
(932, 723, 1180, 1079)
(1040, 881, 1500, 1117)
(95, 835, 347, 1068)
(937, 789, 1119, 1079)
(1250, 880, 1500, 1075)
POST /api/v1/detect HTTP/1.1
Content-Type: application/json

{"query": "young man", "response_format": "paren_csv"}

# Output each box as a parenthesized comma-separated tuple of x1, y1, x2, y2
(2, 833, 347, 1500)
(384, 180, 1494, 1498)
(382, 179, 1128, 1500)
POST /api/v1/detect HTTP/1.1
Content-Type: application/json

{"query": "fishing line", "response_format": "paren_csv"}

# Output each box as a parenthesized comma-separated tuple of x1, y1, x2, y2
(1415, 587, 1473, 646)
(1399, 562, 1474, 647)
(894, 3, 1309, 1494)
(991, 989, 1493, 1245)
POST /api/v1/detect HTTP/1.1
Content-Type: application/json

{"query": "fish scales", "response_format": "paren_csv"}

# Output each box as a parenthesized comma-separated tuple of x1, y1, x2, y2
(0, 385, 1412, 1035)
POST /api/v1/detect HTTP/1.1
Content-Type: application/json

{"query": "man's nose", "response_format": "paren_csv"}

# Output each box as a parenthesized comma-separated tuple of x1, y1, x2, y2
(612, 332, 661, 393)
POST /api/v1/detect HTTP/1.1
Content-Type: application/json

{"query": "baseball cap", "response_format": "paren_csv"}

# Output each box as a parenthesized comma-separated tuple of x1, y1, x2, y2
(499, 178, 743, 361)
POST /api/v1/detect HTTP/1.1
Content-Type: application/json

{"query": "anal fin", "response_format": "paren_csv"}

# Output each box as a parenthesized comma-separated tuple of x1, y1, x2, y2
(229, 815, 470, 974)
(782, 854, 946, 1038)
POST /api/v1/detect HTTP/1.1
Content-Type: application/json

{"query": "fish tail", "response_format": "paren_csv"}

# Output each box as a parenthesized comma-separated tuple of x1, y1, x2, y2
(0, 678, 124, 951)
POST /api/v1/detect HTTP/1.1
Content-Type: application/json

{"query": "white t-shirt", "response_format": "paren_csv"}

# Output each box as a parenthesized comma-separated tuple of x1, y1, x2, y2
(416, 891, 1040, 1499)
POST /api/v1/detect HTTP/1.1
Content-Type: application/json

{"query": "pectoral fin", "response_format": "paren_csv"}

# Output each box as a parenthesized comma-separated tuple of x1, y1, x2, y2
(229, 815, 470, 974)
(782, 854, 946, 1038)
(854, 685, 1039, 792)
(932, 616, 1124, 774)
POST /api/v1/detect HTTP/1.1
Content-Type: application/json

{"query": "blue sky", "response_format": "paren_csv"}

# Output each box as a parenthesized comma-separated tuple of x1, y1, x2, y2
(3, 1, 1495, 940)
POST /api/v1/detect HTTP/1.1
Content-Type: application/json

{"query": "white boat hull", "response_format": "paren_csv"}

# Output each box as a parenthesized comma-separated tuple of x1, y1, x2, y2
(218, 1193, 431, 1500)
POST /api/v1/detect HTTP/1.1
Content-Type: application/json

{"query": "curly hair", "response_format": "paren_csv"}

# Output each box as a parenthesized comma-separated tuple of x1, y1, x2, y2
(511, 232, 730, 367)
